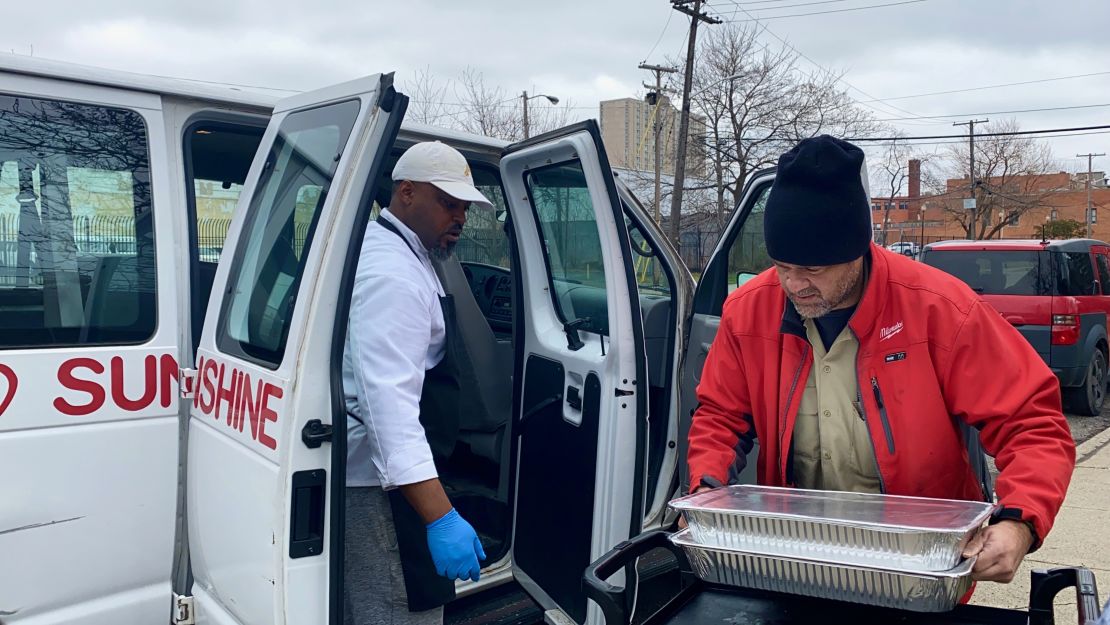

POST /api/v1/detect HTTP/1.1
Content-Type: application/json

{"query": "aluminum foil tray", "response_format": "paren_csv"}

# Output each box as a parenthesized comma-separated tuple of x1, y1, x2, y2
(670, 485, 993, 572)
(671, 529, 975, 613)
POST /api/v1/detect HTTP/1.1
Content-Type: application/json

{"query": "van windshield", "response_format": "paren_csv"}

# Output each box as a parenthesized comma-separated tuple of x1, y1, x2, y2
(924, 249, 1054, 296)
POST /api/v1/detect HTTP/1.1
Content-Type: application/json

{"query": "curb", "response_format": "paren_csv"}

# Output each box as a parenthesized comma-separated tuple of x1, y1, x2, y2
(1076, 426, 1110, 465)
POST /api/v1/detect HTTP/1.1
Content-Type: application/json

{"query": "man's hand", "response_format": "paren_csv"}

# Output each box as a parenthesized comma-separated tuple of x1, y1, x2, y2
(963, 520, 1035, 583)
(426, 509, 486, 582)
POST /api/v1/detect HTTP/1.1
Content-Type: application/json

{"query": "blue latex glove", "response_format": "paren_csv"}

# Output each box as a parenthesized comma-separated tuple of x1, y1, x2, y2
(425, 508, 486, 581)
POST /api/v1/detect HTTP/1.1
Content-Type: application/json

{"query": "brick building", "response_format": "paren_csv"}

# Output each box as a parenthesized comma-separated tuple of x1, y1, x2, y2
(876, 163, 1110, 246)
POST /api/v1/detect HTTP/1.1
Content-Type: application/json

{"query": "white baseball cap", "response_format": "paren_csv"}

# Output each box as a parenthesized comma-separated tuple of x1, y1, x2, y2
(391, 141, 494, 210)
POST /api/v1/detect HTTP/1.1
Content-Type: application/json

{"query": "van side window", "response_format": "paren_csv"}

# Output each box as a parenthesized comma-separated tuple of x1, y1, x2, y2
(218, 99, 361, 367)
(0, 94, 155, 348)
(525, 160, 609, 335)
(726, 184, 772, 292)
(455, 166, 510, 269)
(183, 122, 265, 350)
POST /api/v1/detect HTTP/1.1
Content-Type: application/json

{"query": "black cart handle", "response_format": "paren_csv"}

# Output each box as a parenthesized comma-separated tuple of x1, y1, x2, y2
(583, 530, 690, 625)
(1029, 567, 1102, 625)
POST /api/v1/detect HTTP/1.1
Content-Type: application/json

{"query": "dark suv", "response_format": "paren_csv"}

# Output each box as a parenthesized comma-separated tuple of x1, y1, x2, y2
(921, 239, 1110, 415)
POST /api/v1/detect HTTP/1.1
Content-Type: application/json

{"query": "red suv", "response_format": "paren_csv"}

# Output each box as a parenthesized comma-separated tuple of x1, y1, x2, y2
(921, 238, 1110, 415)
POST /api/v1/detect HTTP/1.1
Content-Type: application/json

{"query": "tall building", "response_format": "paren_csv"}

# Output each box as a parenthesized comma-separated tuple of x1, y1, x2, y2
(599, 96, 707, 178)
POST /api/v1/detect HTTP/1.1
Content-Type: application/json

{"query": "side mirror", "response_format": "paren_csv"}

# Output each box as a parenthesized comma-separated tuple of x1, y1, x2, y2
(735, 272, 758, 288)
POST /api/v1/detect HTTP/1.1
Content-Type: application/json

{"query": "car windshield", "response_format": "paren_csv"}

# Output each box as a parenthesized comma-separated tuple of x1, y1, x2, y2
(923, 249, 1054, 296)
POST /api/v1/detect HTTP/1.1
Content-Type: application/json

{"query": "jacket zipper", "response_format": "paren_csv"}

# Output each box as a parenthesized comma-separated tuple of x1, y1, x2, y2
(870, 375, 897, 455)
(850, 329, 886, 493)
(780, 345, 809, 485)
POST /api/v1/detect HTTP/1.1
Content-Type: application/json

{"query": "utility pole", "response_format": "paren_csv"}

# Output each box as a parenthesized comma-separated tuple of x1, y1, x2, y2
(1077, 152, 1105, 238)
(668, 0, 720, 247)
(639, 62, 677, 226)
(521, 90, 530, 139)
(953, 119, 988, 239)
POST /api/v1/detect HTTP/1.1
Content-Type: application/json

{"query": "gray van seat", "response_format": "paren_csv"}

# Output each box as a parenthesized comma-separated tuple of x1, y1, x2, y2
(432, 256, 513, 463)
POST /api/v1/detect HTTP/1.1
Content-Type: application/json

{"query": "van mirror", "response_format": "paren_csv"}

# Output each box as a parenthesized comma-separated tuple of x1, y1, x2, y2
(736, 272, 758, 288)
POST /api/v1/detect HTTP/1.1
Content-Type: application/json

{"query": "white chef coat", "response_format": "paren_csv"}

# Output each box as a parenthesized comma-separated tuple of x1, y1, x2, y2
(342, 208, 447, 488)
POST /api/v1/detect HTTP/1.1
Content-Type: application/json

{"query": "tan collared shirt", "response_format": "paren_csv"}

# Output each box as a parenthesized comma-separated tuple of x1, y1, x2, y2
(792, 319, 882, 493)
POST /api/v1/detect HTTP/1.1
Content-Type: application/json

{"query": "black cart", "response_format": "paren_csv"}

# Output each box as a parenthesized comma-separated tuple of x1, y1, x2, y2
(584, 530, 1104, 625)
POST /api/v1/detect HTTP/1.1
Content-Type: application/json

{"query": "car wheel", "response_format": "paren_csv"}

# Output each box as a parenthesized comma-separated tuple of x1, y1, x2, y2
(1066, 348, 1107, 416)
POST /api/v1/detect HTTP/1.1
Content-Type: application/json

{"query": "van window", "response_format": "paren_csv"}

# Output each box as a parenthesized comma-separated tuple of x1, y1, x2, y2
(454, 166, 510, 269)
(0, 94, 155, 348)
(184, 121, 265, 351)
(218, 99, 361, 367)
(525, 160, 608, 334)
(727, 184, 772, 292)
(924, 250, 1053, 296)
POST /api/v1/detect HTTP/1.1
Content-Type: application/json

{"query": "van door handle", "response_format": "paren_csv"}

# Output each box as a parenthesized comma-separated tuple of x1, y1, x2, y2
(301, 419, 333, 448)
(566, 385, 583, 411)
(289, 469, 326, 558)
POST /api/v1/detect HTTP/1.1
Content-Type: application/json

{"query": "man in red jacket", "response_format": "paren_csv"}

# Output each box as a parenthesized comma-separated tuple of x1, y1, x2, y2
(687, 135, 1075, 583)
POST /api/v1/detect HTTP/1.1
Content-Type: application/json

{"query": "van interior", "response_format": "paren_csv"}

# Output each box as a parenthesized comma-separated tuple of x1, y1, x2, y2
(349, 139, 681, 564)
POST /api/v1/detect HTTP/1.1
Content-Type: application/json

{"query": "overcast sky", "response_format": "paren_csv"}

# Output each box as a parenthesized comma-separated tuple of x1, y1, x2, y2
(2, 0, 1109, 175)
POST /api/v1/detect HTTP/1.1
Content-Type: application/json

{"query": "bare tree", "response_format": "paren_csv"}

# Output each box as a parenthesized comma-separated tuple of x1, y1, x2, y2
(454, 68, 572, 142)
(404, 66, 451, 127)
(671, 24, 878, 231)
(873, 136, 918, 246)
(940, 119, 1058, 239)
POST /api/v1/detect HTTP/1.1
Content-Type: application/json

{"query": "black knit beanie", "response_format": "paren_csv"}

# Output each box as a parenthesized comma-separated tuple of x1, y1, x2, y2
(764, 135, 871, 266)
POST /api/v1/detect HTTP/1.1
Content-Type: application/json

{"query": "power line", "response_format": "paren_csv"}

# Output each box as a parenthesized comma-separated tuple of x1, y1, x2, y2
(719, 0, 939, 124)
(870, 102, 1110, 122)
(844, 123, 1110, 142)
(858, 70, 1110, 103)
(720, 0, 932, 22)
(642, 10, 676, 63)
(740, 0, 856, 11)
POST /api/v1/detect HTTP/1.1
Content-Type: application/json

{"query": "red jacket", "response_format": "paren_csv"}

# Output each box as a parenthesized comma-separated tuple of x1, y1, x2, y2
(688, 244, 1075, 546)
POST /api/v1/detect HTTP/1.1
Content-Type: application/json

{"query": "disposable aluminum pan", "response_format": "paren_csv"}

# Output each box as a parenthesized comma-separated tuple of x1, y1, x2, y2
(670, 529, 975, 613)
(670, 485, 993, 572)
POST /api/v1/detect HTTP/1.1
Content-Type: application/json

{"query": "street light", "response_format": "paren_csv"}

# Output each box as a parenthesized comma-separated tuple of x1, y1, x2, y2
(521, 91, 559, 139)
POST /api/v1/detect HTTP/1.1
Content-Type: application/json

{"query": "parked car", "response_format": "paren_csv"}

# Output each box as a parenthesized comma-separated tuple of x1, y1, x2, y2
(921, 238, 1110, 415)
(886, 241, 919, 257)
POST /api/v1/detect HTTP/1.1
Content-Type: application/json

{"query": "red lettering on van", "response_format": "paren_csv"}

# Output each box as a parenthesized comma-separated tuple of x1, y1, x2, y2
(55, 358, 106, 416)
(215, 365, 237, 424)
(0, 363, 17, 417)
(160, 354, 179, 408)
(110, 355, 158, 412)
(258, 383, 282, 451)
(199, 359, 219, 415)
(242, 374, 263, 439)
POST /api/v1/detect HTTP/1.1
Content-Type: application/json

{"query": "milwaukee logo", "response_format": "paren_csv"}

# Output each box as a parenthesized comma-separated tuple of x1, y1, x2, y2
(879, 321, 904, 342)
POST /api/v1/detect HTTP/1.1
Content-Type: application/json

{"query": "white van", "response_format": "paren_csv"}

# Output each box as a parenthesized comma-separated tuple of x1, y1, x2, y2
(0, 55, 777, 625)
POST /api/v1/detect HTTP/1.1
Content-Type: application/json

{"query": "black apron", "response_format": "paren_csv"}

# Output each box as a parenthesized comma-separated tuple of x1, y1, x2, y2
(374, 216, 464, 611)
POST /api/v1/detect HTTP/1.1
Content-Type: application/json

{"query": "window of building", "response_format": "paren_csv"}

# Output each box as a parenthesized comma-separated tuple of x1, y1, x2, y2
(219, 99, 361, 367)
(0, 94, 155, 348)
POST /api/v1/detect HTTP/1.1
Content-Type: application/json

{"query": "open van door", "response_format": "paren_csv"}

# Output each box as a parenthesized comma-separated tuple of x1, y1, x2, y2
(180, 74, 405, 625)
(677, 170, 776, 491)
(501, 122, 649, 624)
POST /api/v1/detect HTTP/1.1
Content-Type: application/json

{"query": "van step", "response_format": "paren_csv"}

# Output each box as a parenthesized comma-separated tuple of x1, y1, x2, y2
(445, 581, 543, 625)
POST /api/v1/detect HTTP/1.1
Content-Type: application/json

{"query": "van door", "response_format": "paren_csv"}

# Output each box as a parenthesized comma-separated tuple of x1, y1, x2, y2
(184, 75, 404, 625)
(500, 121, 648, 624)
(0, 81, 179, 624)
(677, 170, 776, 491)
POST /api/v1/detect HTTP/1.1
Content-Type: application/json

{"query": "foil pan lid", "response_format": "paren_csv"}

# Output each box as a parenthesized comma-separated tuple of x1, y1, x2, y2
(670, 485, 995, 532)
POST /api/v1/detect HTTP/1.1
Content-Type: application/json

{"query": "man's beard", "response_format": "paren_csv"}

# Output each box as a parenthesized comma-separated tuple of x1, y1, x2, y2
(788, 264, 864, 319)
(431, 242, 456, 261)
